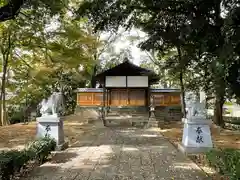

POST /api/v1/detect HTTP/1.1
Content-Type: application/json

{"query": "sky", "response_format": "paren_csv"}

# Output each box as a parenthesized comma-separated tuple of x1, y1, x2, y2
(100, 27, 150, 65)
(46, 18, 150, 65)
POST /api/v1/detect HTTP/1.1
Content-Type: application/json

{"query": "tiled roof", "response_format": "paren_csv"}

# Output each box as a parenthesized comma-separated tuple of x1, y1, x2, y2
(95, 60, 159, 84)
(76, 88, 104, 92)
(150, 89, 181, 93)
(76, 88, 180, 93)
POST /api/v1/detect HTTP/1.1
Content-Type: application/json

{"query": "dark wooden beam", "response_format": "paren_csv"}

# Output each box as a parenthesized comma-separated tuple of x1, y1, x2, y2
(147, 82, 150, 111)
(109, 89, 111, 106)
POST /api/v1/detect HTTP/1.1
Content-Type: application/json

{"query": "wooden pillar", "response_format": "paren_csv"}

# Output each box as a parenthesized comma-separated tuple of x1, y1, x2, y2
(109, 89, 111, 107)
(147, 82, 150, 107)
(126, 76, 129, 105)
(106, 89, 109, 110)
(102, 78, 107, 126)
(147, 80, 151, 116)
(127, 88, 129, 105)
(91, 93, 94, 105)
(103, 87, 105, 108)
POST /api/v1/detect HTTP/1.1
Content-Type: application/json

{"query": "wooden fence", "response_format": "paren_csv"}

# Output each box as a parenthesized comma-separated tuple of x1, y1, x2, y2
(77, 91, 181, 107)
(152, 92, 181, 106)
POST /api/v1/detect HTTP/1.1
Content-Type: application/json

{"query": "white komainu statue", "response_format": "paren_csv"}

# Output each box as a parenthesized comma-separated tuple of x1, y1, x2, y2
(185, 92, 206, 119)
(39, 92, 65, 117)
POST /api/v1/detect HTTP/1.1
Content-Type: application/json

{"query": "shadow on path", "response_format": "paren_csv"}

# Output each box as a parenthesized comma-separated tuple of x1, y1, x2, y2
(22, 122, 211, 180)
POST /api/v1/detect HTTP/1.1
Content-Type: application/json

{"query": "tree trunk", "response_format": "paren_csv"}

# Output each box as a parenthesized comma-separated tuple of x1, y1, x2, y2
(213, 94, 224, 127)
(212, 75, 225, 127)
(0, 32, 12, 126)
(90, 64, 97, 88)
(212, 64, 225, 127)
(179, 71, 186, 118)
(0, 54, 9, 126)
(212, 0, 224, 127)
(177, 46, 186, 118)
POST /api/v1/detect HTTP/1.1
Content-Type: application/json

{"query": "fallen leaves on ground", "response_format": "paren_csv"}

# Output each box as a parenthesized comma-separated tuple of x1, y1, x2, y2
(0, 123, 36, 149)
(159, 121, 240, 179)
(0, 114, 98, 149)
(159, 121, 240, 149)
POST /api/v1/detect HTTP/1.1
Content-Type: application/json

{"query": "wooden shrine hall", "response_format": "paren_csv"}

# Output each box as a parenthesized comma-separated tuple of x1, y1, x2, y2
(76, 60, 182, 124)
(95, 59, 159, 109)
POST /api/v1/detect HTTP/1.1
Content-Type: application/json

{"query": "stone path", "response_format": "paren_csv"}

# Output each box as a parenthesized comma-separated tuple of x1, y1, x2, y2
(25, 123, 210, 180)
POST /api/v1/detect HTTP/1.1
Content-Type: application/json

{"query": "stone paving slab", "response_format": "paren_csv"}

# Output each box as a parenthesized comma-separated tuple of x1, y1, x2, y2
(23, 124, 210, 180)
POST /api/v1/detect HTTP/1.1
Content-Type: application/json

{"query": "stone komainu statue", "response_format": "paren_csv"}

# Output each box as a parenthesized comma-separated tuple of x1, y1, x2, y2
(39, 92, 65, 117)
(185, 92, 206, 119)
(187, 102, 207, 118)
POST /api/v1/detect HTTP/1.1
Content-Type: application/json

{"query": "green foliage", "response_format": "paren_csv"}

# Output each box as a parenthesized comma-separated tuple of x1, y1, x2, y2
(0, 150, 28, 180)
(0, 137, 56, 180)
(32, 0, 68, 15)
(26, 137, 56, 163)
(206, 149, 240, 180)
(78, 0, 240, 125)
(0, 0, 100, 121)
(7, 107, 25, 124)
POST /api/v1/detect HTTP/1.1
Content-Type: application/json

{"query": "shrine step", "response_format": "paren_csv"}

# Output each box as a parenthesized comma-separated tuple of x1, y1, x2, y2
(105, 116, 148, 122)
(147, 121, 159, 127)
(109, 107, 148, 112)
(107, 109, 148, 115)
(106, 113, 149, 118)
(105, 116, 149, 127)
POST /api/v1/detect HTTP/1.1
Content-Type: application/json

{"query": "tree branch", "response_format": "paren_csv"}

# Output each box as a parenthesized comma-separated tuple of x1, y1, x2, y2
(0, 0, 26, 22)
(14, 51, 32, 68)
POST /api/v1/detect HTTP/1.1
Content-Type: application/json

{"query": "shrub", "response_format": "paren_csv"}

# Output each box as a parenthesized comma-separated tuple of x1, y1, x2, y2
(7, 108, 25, 124)
(206, 148, 240, 180)
(9, 111, 25, 124)
(0, 137, 56, 180)
(26, 137, 56, 163)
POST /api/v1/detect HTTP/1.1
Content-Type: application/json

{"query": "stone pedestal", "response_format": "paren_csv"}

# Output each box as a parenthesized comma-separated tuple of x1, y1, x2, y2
(146, 107, 159, 128)
(36, 115, 68, 151)
(149, 107, 155, 119)
(178, 118, 213, 154)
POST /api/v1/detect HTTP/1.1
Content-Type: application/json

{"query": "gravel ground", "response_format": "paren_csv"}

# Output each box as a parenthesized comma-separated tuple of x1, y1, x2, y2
(23, 122, 210, 180)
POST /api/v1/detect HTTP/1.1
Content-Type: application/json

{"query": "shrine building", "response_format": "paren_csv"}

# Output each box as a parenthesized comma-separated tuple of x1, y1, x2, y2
(76, 60, 182, 123)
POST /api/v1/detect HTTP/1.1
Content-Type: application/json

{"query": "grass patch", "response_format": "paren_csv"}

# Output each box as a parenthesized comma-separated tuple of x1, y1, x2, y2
(206, 149, 240, 180)
(160, 121, 240, 179)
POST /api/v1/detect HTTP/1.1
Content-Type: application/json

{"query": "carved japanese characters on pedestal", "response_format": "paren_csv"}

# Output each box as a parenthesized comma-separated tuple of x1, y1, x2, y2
(196, 127, 204, 143)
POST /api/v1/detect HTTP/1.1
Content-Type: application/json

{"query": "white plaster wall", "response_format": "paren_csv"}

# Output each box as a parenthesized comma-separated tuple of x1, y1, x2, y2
(127, 76, 148, 87)
(105, 76, 126, 87)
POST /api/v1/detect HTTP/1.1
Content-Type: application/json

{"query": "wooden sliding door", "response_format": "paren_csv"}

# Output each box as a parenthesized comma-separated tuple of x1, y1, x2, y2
(110, 89, 146, 106)
(110, 89, 128, 106)
(129, 89, 145, 106)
